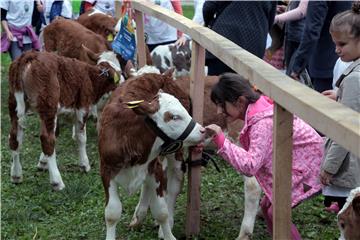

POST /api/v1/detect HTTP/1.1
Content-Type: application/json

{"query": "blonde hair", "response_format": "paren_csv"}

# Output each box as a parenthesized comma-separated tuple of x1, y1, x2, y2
(330, 2, 360, 39)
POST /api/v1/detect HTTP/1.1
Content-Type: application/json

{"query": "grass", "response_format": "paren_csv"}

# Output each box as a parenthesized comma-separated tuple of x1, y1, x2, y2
(1, 7, 340, 240)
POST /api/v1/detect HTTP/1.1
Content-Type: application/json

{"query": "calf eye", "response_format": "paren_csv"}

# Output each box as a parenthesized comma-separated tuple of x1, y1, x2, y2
(341, 223, 345, 229)
(172, 115, 180, 121)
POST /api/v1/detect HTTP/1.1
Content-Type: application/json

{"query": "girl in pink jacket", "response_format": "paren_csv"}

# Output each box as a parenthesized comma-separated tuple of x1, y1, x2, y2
(205, 73, 324, 239)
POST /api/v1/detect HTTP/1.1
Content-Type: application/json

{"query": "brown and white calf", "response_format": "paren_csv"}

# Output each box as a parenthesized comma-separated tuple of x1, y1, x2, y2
(129, 73, 262, 240)
(338, 187, 360, 240)
(8, 50, 121, 191)
(43, 19, 123, 66)
(151, 40, 192, 77)
(98, 69, 205, 240)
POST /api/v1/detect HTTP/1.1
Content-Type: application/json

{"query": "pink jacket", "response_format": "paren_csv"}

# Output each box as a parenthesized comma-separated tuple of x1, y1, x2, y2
(214, 96, 323, 207)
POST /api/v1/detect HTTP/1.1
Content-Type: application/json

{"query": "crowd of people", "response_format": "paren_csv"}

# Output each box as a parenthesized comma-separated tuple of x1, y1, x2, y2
(1, 1, 359, 239)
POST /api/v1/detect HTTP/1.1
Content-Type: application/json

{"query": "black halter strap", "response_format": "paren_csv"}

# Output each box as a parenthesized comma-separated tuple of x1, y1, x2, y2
(145, 117, 196, 156)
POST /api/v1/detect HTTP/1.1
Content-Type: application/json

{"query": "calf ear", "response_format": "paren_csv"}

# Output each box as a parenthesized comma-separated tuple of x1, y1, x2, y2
(353, 195, 360, 216)
(82, 44, 101, 62)
(125, 96, 160, 115)
(163, 68, 175, 78)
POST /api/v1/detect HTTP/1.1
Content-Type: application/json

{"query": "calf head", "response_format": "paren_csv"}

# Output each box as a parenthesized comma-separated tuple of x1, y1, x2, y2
(170, 39, 191, 75)
(83, 45, 123, 84)
(338, 187, 360, 240)
(127, 91, 205, 155)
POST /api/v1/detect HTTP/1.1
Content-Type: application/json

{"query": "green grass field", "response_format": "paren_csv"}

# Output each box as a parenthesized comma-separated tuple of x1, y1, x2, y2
(0, 6, 340, 240)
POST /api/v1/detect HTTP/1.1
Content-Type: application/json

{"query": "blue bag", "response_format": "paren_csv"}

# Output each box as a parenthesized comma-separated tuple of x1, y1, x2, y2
(112, 14, 136, 61)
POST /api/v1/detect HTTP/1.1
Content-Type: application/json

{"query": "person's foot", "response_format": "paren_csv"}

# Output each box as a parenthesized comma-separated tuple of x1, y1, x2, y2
(325, 202, 339, 213)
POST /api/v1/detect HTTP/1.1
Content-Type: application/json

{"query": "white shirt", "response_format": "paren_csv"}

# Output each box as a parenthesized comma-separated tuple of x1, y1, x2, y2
(332, 58, 353, 90)
(42, 0, 73, 25)
(86, 0, 115, 16)
(144, 0, 177, 45)
(0, 0, 33, 43)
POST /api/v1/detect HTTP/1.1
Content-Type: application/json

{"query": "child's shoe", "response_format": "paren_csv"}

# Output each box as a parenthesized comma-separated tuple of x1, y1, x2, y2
(325, 202, 339, 213)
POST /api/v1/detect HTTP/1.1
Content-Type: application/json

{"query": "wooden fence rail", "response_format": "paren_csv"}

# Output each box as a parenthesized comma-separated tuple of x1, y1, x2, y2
(117, 1, 360, 239)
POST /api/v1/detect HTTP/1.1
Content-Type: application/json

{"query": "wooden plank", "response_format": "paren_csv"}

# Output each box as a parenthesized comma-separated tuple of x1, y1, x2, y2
(272, 104, 293, 239)
(134, 10, 146, 68)
(185, 41, 205, 237)
(130, 0, 360, 157)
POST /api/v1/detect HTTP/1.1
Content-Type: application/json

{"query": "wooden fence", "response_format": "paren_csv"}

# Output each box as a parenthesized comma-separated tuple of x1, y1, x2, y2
(117, 1, 360, 239)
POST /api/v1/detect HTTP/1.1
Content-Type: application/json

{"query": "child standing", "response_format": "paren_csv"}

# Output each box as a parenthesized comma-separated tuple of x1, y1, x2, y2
(205, 73, 324, 239)
(320, 2, 360, 213)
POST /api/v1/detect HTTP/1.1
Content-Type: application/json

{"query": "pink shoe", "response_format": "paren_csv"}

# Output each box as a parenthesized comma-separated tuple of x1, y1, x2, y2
(325, 202, 340, 213)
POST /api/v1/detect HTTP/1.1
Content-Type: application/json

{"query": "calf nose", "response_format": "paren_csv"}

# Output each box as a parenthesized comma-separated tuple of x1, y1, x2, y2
(200, 127, 206, 134)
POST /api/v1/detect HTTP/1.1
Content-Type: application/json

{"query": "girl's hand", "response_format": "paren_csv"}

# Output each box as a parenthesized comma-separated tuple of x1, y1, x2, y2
(6, 30, 14, 41)
(290, 71, 300, 81)
(205, 124, 222, 138)
(320, 170, 333, 185)
(322, 90, 337, 101)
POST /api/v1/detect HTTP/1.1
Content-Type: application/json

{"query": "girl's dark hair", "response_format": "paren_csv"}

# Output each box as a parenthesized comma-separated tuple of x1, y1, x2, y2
(330, 2, 360, 39)
(210, 73, 260, 105)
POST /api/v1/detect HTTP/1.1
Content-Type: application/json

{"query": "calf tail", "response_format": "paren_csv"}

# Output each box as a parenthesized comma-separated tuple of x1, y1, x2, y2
(8, 52, 38, 122)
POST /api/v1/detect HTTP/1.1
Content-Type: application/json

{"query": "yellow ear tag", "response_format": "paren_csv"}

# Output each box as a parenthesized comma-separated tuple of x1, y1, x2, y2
(114, 72, 120, 84)
(126, 100, 144, 109)
(107, 34, 114, 41)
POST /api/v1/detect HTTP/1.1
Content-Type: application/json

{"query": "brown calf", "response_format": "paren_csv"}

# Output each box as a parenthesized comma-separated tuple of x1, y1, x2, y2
(77, 9, 117, 40)
(8, 50, 121, 191)
(98, 69, 205, 240)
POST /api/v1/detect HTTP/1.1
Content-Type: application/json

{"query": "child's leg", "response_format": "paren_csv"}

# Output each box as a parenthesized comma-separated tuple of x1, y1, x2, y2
(260, 196, 302, 240)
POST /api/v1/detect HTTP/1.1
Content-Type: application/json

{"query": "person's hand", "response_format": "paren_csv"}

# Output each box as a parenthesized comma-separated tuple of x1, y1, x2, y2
(276, 5, 287, 14)
(36, 1, 44, 12)
(191, 142, 204, 154)
(320, 170, 333, 185)
(205, 124, 222, 138)
(322, 90, 337, 101)
(290, 71, 300, 81)
(6, 30, 14, 41)
(175, 35, 187, 47)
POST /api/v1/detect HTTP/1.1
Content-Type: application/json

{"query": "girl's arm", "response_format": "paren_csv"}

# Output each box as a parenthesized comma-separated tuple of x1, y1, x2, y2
(170, 1, 183, 37)
(275, 0, 308, 24)
(215, 120, 272, 176)
(1, 8, 13, 41)
(322, 72, 360, 174)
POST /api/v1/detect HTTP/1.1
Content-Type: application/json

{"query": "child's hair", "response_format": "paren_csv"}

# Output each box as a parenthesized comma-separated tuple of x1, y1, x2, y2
(210, 73, 260, 105)
(330, 2, 360, 39)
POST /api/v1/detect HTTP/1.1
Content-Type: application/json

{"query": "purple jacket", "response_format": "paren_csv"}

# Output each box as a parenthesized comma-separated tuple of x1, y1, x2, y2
(215, 96, 323, 207)
(1, 25, 41, 53)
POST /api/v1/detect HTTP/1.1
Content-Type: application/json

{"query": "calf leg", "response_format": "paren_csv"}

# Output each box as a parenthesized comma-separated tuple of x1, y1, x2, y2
(37, 152, 48, 171)
(8, 92, 25, 183)
(165, 153, 184, 230)
(146, 174, 176, 240)
(237, 176, 262, 240)
(104, 179, 122, 240)
(74, 109, 90, 172)
(129, 182, 152, 227)
(39, 115, 65, 191)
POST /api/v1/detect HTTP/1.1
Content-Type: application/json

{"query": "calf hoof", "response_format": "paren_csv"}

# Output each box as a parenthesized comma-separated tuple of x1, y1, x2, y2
(37, 161, 48, 171)
(79, 164, 91, 173)
(51, 182, 65, 191)
(236, 233, 252, 240)
(129, 216, 141, 228)
(11, 175, 23, 184)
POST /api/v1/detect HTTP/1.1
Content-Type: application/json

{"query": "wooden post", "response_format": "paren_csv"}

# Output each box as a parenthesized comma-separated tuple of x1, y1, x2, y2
(272, 103, 293, 239)
(134, 10, 146, 68)
(185, 41, 205, 237)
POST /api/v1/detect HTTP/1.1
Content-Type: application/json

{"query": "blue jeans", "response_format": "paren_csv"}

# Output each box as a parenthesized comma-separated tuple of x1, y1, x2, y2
(9, 42, 32, 61)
